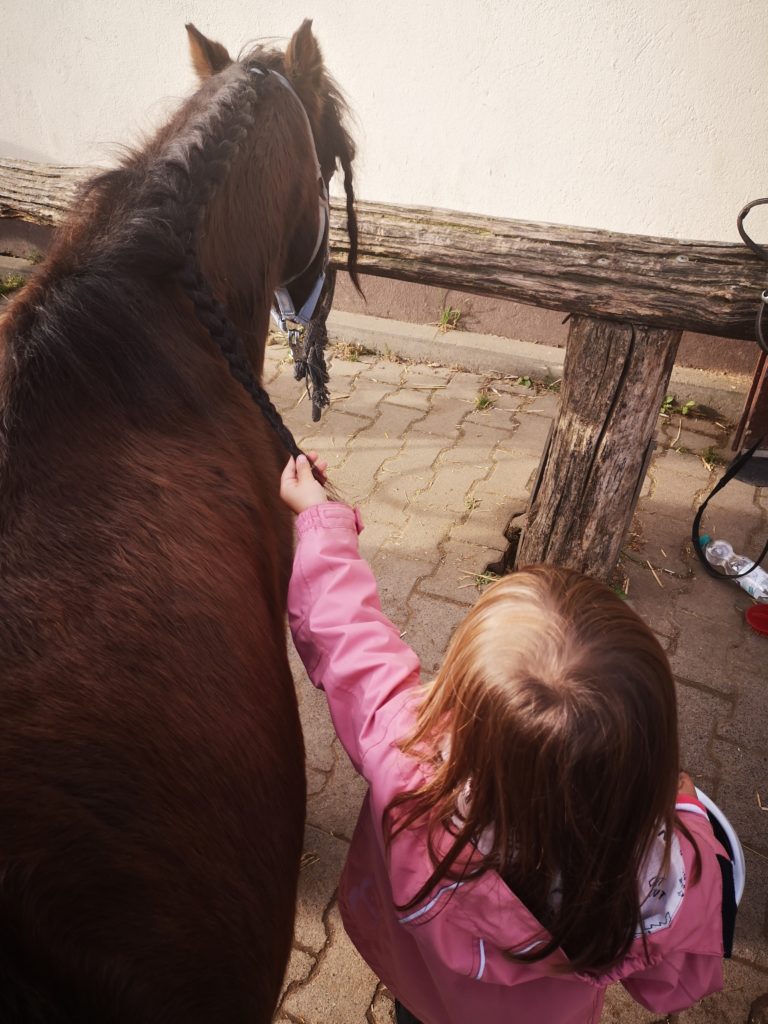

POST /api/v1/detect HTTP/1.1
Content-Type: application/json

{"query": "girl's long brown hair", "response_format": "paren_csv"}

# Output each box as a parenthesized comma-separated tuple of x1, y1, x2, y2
(384, 566, 683, 974)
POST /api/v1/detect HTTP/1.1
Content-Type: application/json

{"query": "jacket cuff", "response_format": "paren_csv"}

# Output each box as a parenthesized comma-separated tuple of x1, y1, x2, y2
(295, 502, 364, 537)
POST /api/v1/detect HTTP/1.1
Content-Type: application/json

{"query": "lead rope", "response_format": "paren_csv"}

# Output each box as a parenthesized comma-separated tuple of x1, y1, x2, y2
(691, 198, 768, 576)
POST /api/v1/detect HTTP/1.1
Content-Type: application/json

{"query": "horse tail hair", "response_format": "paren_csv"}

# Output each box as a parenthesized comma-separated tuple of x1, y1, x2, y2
(321, 83, 362, 295)
(340, 146, 361, 295)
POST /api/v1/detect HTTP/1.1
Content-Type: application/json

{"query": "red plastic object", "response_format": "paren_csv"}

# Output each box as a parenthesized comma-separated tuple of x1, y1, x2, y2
(746, 603, 768, 637)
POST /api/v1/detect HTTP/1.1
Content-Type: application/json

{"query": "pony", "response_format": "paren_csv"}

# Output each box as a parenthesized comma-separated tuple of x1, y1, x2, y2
(0, 20, 358, 1023)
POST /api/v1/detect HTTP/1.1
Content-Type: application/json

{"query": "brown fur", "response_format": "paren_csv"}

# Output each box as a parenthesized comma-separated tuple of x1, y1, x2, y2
(0, 21, 358, 1023)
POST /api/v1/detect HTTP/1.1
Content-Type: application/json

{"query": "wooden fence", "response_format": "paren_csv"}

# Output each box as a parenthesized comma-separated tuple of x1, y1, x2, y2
(2, 158, 766, 577)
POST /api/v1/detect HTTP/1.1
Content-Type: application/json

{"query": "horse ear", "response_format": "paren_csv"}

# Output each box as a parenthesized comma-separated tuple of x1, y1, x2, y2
(185, 23, 232, 80)
(284, 19, 323, 92)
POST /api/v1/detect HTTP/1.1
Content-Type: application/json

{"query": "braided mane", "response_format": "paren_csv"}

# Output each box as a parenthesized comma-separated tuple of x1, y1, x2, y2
(0, 39, 358, 487)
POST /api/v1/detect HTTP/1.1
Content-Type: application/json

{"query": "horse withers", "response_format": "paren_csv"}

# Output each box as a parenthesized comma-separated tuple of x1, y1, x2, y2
(0, 21, 358, 1023)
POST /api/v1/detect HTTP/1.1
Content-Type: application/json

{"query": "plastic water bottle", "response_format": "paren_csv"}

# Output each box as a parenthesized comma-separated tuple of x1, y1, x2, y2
(700, 536, 768, 602)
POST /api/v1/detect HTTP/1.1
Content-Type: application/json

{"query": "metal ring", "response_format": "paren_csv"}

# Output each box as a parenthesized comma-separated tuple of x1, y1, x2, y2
(757, 295, 768, 355)
(737, 197, 768, 261)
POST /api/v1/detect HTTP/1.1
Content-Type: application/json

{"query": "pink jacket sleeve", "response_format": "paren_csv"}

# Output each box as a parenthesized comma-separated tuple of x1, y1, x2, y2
(287, 503, 422, 776)
(619, 804, 727, 1013)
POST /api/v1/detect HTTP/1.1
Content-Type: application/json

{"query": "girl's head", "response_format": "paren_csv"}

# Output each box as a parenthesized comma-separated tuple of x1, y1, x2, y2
(387, 565, 679, 973)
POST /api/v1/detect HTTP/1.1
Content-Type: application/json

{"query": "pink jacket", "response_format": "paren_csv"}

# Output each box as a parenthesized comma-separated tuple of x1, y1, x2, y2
(288, 504, 728, 1024)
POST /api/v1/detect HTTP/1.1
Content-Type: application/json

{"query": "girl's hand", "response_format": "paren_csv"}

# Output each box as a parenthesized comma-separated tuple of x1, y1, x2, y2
(677, 770, 697, 797)
(280, 451, 329, 514)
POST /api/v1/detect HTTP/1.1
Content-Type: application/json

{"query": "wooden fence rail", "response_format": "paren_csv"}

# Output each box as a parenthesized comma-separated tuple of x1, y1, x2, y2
(1, 158, 765, 341)
(2, 157, 765, 577)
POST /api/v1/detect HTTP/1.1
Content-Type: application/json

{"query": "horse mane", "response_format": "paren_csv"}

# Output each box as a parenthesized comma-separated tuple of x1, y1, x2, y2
(0, 43, 360, 510)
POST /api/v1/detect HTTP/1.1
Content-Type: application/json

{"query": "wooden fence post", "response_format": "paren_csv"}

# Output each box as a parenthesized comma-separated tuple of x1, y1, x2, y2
(515, 315, 682, 579)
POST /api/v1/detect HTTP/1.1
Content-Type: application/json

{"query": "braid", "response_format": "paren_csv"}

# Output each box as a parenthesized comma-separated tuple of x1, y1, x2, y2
(157, 68, 306, 460)
(293, 267, 336, 422)
(176, 248, 302, 458)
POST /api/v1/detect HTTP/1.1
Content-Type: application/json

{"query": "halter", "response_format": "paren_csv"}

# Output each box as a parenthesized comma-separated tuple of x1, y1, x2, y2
(248, 66, 331, 361)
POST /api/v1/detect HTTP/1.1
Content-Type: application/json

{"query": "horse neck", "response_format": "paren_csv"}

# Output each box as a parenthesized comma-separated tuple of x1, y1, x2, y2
(192, 84, 324, 373)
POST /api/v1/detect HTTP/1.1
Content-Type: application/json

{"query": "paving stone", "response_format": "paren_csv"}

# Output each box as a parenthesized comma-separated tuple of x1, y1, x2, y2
(703, 474, 763, 517)
(716, 657, 768, 754)
(708, 739, 768, 851)
(408, 399, 471, 439)
(292, 409, 371, 456)
(668, 610, 747, 694)
(726, 612, 768, 677)
(462, 402, 518, 432)
(675, 679, 732, 781)
(331, 373, 398, 415)
(640, 469, 654, 499)
(731, 850, 768, 974)
(369, 984, 396, 1023)
(405, 592, 469, 676)
(306, 765, 330, 798)
(646, 453, 712, 518)
(363, 402, 427, 447)
(280, 947, 314, 993)
(294, 651, 338, 775)
(418, 541, 502, 607)
(676, 957, 768, 1022)
(371, 474, 428, 527)
(382, 386, 433, 411)
(357, 512, 402, 565)
(326, 356, 366, 380)
(527, 391, 560, 416)
(674, 571, 752, 626)
(412, 460, 488, 518)
(372, 553, 437, 625)
(306, 740, 368, 842)
(502, 411, 553, 455)
(281, 901, 379, 1024)
(748, 992, 768, 1024)
(448, 499, 513, 551)
(391, 512, 458, 562)
(631, 512, 697, 577)
(332, 441, 398, 506)
(291, 823, 349, 955)
(601, 981, 660, 1022)
(408, 372, 481, 437)
(401, 364, 454, 387)
(439, 420, 505, 465)
(265, 367, 306, 413)
(475, 382, 525, 413)
(360, 360, 409, 385)
(473, 451, 540, 499)
(663, 421, 731, 456)
(441, 370, 486, 400)
(622, 560, 680, 643)
(379, 434, 444, 478)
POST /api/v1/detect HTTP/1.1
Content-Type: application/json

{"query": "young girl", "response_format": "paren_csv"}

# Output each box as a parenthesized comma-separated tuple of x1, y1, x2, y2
(281, 453, 732, 1024)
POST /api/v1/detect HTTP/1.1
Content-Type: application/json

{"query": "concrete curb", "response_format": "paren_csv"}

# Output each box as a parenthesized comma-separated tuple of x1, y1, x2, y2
(327, 310, 753, 422)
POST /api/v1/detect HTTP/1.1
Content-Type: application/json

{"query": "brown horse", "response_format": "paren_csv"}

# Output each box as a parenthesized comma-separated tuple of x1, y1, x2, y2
(0, 21, 358, 1023)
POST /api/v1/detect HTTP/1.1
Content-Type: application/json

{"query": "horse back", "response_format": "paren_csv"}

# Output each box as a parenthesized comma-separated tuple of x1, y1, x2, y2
(0, 413, 305, 1022)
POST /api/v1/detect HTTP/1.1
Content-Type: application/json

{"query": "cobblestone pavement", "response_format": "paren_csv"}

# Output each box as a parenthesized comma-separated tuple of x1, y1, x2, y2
(262, 339, 768, 1024)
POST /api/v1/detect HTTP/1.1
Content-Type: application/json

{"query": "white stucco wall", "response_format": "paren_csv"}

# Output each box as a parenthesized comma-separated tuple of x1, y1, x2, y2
(2, 0, 766, 242)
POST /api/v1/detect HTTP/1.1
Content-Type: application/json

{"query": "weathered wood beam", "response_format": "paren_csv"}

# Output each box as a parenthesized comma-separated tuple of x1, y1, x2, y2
(514, 316, 681, 578)
(1, 159, 765, 340)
